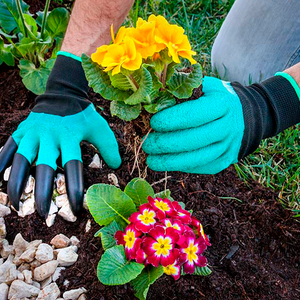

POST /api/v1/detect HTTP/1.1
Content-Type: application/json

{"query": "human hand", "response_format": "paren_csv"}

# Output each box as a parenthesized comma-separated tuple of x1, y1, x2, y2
(0, 54, 121, 217)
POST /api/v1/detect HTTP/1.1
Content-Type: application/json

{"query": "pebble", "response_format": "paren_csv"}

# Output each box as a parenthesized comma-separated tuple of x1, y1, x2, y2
(31, 260, 42, 268)
(52, 267, 65, 282)
(19, 246, 37, 263)
(58, 204, 77, 223)
(108, 173, 119, 187)
(3, 167, 11, 181)
(34, 261, 58, 282)
(55, 195, 69, 208)
(78, 294, 87, 300)
(88, 154, 102, 168)
(16, 271, 24, 281)
(24, 175, 35, 194)
(0, 259, 3, 266)
(28, 240, 43, 249)
(85, 220, 91, 233)
(0, 192, 8, 206)
(49, 202, 58, 215)
(40, 276, 52, 289)
(13, 234, 29, 257)
(63, 287, 87, 300)
(22, 270, 33, 284)
(45, 214, 56, 228)
(37, 282, 60, 300)
(0, 282, 9, 300)
(50, 234, 70, 249)
(70, 236, 80, 247)
(0, 218, 6, 239)
(32, 281, 41, 289)
(0, 239, 14, 259)
(18, 196, 35, 218)
(57, 248, 78, 267)
(83, 194, 88, 210)
(0, 204, 10, 218)
(5, 264, 17, 284)
(56, 174, 67, 195)
(35, 244, 54, 263)
(8, 280, 40, 299)
(17, 263, 31, 272)
(0, 255, 13, 283)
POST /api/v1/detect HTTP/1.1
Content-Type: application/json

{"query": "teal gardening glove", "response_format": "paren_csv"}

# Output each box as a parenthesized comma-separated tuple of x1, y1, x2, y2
(143, 74, 300, 174)
(0, 52, 121, 216)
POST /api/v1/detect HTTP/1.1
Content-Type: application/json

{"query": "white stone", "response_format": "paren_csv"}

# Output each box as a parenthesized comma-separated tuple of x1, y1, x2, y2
(37, 282, 60, 300)
(34, 260, 58, 282)
(32, 281, 40, 289)
(31, 259, 42, 268)
(45, 214, 56, 228)
(13, 233, 29, 256)
(3, 167, 11, 181)
(0, 258, 3, 266)
(12, 256, 22, 267)
(17, 270, 24, 281)
(28, 240, 42, 250)
(69, 236, 80, 247)
(19, 246, 36, 263)
(63, 288, 87, 300)
(0, 192, 8, 206)
(52, 267, 65, 282)
(0, 255, 13, 283)
(56, 174, 67, 195)
(88, 154, 102, 169)
(57, 247, 78, 267)
(0, 283, 9, 300)
(83, 194, 88, 210)
(50, 234, 70, 249)
(0, 204, 11, 218)
(0, 239, 14, 259)
(49, 202, 58, 215)
(55, 194, 69, 208)
(78, 294, 87, 300)
(24, 175, 35, 194)
(5, 264, 17, 284)
(108, 173, 119, 187)
(18, 263, 30, 272)
(63, 279, 69, 288)
(58, 205, 76, 223)
(40, 276, 52, 289)
(0, 218, 6, 239)
(85, 220, 91, 233)
(18, 196, 35, 218)
(35, 244, 53, 263)
(22, 270, 32, 284)
(8, 280, 40, 299)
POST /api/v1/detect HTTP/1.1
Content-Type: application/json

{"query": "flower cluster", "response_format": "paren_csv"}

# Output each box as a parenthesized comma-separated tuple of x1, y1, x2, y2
(91, 15, 196, 76)
(115, 196, 210, 280)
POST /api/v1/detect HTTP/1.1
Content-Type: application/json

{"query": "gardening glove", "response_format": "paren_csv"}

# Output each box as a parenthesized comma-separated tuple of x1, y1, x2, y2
(143, 74, 300, 174)
(0, 53, 121, 217)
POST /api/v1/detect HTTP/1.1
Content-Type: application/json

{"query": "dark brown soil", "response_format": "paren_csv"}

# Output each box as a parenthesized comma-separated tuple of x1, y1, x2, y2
(1, 3, 300, 299)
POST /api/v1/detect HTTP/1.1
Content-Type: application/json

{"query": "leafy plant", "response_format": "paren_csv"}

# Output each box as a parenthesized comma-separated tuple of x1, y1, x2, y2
(0, 0, 70, 94)
(82, 14, 202, 121)
(87, 178, 211, 300)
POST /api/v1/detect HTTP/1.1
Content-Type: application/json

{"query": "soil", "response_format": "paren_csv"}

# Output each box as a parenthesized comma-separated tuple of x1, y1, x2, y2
(1, 2, 300, 299)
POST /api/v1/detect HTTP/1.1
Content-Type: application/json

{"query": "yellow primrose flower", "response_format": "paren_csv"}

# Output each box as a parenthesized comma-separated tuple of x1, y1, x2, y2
(155, 23, 197, 64)
(91, 44, 109, 65)
(111, 25, 130, 44)
(101, 36, 142, 75)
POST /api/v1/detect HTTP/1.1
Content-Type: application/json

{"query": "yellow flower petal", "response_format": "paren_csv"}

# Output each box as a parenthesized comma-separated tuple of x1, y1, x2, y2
(91, 45, 109, 65)
(122, 52, 142, 71)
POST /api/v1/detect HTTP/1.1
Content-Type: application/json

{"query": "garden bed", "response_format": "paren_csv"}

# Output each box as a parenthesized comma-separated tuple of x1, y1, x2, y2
(1, 61, 300, 299)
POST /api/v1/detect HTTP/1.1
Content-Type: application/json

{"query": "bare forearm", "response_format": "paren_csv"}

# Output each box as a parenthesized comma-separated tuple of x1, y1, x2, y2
(284, 62, 300, 88)
(61, 0, 134, 56)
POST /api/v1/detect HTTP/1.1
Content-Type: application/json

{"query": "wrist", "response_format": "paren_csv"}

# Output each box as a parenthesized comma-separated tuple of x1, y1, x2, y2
(275, 71, 300, 100)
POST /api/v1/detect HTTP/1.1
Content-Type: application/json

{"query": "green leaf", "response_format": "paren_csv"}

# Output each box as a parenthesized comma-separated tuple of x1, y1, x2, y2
(50, 36, 63, 59)
(0, 28, 16, 39)
(95, 220, 125, 250)
(130, 266, 164, 300)
(0, 0, 30, 33)
(23, 14, 38, 36)
(18, 58, 54, 94)
(124, 178, 154, 208)
(110, 101, 141, 121)
(86, 183, 136, 226)
(46, 7, 69, 38)
(15, 37, 36, 56)
(97, 245, 144, 285)
(82, 54, 131, 101)
(193, 266, 212, 276)
(167, 63, 202, 99)
(144, 91, 175, 114)
(154, 189, 171, 199)
(0, 37, 14, 66)
(109, 72, 135, 91)
(124, 67, 153, 105)
(36, 11, 49, 27)
(178, 201, 186, 209)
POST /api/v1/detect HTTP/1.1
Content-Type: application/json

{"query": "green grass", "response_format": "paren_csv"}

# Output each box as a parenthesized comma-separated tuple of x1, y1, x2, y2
(127, 0, 300, 217)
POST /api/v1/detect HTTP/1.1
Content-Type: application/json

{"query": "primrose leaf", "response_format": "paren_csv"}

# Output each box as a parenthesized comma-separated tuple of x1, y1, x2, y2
(82, 54, 131, 101)
(36, 10, 49, 27)
(124, 67, 153, 105)
(23, 14, 38, 36)
(0, 37, 14, 66)
(110, 101, 141, 121)
(45, 8, 69, 38)
(16, 37, 36, 56)
(193, 266, 212, 276)
(18, 58, 54, 95)
(144, 91, 175, 114)
(154, 189, 171, 199)
(86, 183, 136, 226)
(124, 178, 154, 208)
(167, 63, 202, 99)
(95, 220, 125, 250)
(97, 245, 144, 285)
(0, 28, 16, 39)
(130, 265, 164, 300)
(109, 72, 135, 91)
(0, 0, 30, 33)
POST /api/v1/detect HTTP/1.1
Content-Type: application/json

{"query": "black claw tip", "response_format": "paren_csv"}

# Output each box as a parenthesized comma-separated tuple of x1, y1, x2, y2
(0, 137, 18, 178)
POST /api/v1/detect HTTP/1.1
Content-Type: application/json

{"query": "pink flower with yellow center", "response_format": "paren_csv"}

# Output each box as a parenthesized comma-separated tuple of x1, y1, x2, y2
(161, 218, 185, 233)
(191, 216, 211, 246)
(180, 232, 207, 274)
(163, 248, 181, 280)
(115, 224, 142, 260)
(128, 203, 157, 233)
(143, 225, 179, 267)
(171, 201, 192, 224)
(148, 196, 175, 219)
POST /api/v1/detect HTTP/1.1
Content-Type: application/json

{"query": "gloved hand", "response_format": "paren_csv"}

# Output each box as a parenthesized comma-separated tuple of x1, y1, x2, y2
(0, 53, 121, 217)
(143, 74, 300, 174)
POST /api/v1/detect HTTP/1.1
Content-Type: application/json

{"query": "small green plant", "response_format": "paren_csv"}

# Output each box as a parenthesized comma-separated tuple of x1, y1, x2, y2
(82, 14, 202, 121)
(0, 0, 69, 94)
(86, 178, 211, 300)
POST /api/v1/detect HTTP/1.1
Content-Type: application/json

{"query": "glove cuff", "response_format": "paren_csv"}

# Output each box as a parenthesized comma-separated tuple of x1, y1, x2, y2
(232, 75, 300, 160)
(33, 54, 91, 116)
